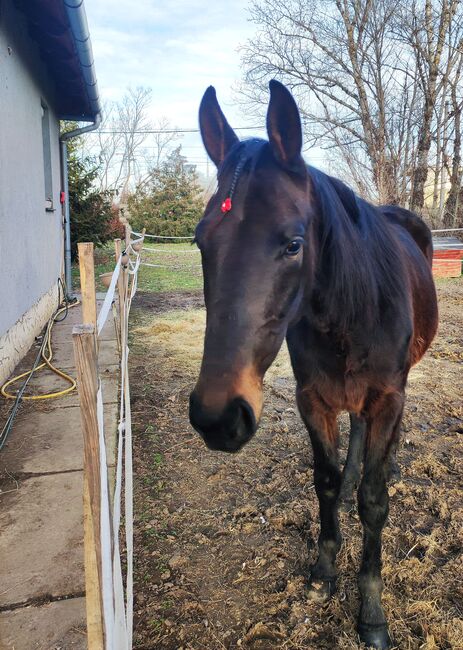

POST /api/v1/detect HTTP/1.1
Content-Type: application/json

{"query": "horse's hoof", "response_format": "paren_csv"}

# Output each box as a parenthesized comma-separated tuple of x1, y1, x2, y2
(307, 576, 336, 602)
(357, 622, 392, 649)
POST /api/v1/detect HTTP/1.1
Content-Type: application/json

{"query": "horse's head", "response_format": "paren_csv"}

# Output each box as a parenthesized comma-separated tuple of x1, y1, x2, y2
(189, 80, 313, 452)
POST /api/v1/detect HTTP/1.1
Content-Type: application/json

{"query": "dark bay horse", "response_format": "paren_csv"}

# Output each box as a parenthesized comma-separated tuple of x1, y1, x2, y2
(189, 80, 438, 649)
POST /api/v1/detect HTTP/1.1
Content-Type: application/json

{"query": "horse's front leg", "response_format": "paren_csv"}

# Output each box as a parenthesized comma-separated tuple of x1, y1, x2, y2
(297, 388, 341, 602)
(357, 391, 404, 650)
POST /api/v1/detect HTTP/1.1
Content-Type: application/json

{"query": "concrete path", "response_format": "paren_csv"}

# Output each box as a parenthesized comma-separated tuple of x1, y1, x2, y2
(0, 298, 119, 649)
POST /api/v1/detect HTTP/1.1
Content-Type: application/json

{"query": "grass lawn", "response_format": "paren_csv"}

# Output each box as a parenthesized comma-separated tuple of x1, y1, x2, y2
(72, 240, 203, 293)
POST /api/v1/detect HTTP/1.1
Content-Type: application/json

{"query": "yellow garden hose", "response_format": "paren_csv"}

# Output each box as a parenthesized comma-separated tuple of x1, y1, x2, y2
(1, 301, 80, 401)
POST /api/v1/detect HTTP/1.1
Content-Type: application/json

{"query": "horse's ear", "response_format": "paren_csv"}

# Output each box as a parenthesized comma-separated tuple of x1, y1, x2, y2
(266, 80, 304, 173)
(199, 86, 239, 167)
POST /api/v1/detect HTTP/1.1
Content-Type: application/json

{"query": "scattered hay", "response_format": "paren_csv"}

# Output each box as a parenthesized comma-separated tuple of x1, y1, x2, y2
(242, 621, 287, 648)
(134, 307, 294, 380)
(129, 281, 463, 650)
(410, 454, 447, 480)
(134, 308, 206, 372)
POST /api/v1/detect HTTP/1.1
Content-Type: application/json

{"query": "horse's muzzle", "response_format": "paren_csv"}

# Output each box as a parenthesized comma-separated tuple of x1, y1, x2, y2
(189, 392, 257, 452)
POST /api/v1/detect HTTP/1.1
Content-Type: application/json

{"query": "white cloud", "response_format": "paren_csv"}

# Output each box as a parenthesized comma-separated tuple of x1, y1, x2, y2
(86, 0, 256, 125)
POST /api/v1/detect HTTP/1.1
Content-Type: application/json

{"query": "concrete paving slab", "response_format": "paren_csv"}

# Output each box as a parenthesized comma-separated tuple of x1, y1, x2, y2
(51, 337, 119, 371)
(0, 473, 84, 607)
(0, 402, 118, 475)
(50, 313, 117, 345)
(100, 337, 121, 367)
(99, 319, 119, 341)
(0, 597, 86, 649)
(4, 341, 47, 377)
(0, 290, 121, 644)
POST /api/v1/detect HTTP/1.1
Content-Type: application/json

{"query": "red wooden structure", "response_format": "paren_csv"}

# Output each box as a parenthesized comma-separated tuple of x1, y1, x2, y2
(432, 236, 463, 278)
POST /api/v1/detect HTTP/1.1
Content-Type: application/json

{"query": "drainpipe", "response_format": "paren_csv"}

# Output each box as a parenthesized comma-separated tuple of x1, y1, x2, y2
(60, 114, 101, 296)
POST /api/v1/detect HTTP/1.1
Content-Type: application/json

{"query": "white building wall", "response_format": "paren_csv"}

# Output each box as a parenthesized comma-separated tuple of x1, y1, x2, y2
(0, 1, 64, 383)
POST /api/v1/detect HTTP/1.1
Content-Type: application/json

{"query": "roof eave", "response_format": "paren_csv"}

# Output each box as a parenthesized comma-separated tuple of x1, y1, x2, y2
(62, 0, 101, 120)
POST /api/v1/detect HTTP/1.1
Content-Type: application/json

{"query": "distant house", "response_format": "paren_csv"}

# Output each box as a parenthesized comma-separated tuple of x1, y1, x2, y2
(0, 0, 101, 385)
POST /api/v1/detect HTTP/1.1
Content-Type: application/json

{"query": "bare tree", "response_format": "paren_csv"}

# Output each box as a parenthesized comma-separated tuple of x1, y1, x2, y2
(116, 87, 152, 194)
(444, 44, 463, 226)
(89, 88, 179, 197)
(93, 100, 124, 193)
(132, 117, 180, 192)
(240, 0, 423, 203)
(151, 117, 180, 170)
(400, 0, 463, 211)
(240, 0, 463, 212)
(96, 87, 152, 194)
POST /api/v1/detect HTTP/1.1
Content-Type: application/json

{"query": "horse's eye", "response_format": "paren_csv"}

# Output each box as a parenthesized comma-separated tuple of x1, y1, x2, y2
(285, 240, 303, 256)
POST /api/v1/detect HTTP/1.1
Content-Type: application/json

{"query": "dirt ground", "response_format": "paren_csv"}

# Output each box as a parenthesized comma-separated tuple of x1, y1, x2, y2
(128, 280, 463, 650)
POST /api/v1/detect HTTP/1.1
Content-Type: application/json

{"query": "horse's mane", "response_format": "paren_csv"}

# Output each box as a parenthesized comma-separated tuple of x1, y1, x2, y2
(308, 166, 408, 332)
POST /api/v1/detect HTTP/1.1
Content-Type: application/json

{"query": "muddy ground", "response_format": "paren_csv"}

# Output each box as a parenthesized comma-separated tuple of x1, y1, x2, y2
(128, 280, 463, 650)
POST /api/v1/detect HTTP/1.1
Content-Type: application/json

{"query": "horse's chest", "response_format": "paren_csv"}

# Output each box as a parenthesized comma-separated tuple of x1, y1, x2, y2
(288, 326, 376, 413)
(316, 368, 369, 414)
(313, 345, 369, 410)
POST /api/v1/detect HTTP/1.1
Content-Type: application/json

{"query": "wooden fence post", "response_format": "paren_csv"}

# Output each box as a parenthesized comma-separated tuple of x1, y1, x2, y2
(76, 242, 104, 649)
(73, 325, 104, 649)
(78, 242, 97, 325)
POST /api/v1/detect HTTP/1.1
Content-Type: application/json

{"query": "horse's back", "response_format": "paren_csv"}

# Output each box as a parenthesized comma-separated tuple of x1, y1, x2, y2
(380, 206, 438, 365)
(380, 205, 433, 265)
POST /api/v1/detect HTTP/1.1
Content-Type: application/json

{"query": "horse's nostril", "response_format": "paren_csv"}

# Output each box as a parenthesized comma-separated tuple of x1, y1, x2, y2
(236, 399, 256, 437)
(189, 393, 257, 452)
(189, 392, 207, 434)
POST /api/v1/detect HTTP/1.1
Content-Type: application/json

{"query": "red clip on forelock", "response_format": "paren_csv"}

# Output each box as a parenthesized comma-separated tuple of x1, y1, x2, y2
(221, 197, 232, 213)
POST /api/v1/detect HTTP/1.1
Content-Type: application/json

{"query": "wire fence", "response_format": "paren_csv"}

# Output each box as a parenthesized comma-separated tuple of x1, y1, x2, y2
(134, 228, 463, 276)
(143, 246, 200, 254)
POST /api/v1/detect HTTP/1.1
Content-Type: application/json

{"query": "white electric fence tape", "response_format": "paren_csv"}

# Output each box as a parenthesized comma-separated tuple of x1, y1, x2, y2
(93, 237, 141, 649)
(136, 228, 463, 239)
(97, 257, 122, 336)
(112, 421, 128, 649)
(142, 262, 203, 269)
(97, 383, 115, 648)
(431, 228, 463, 233)
(133, 231, 194, 239)
(123, 345, 134, 647)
